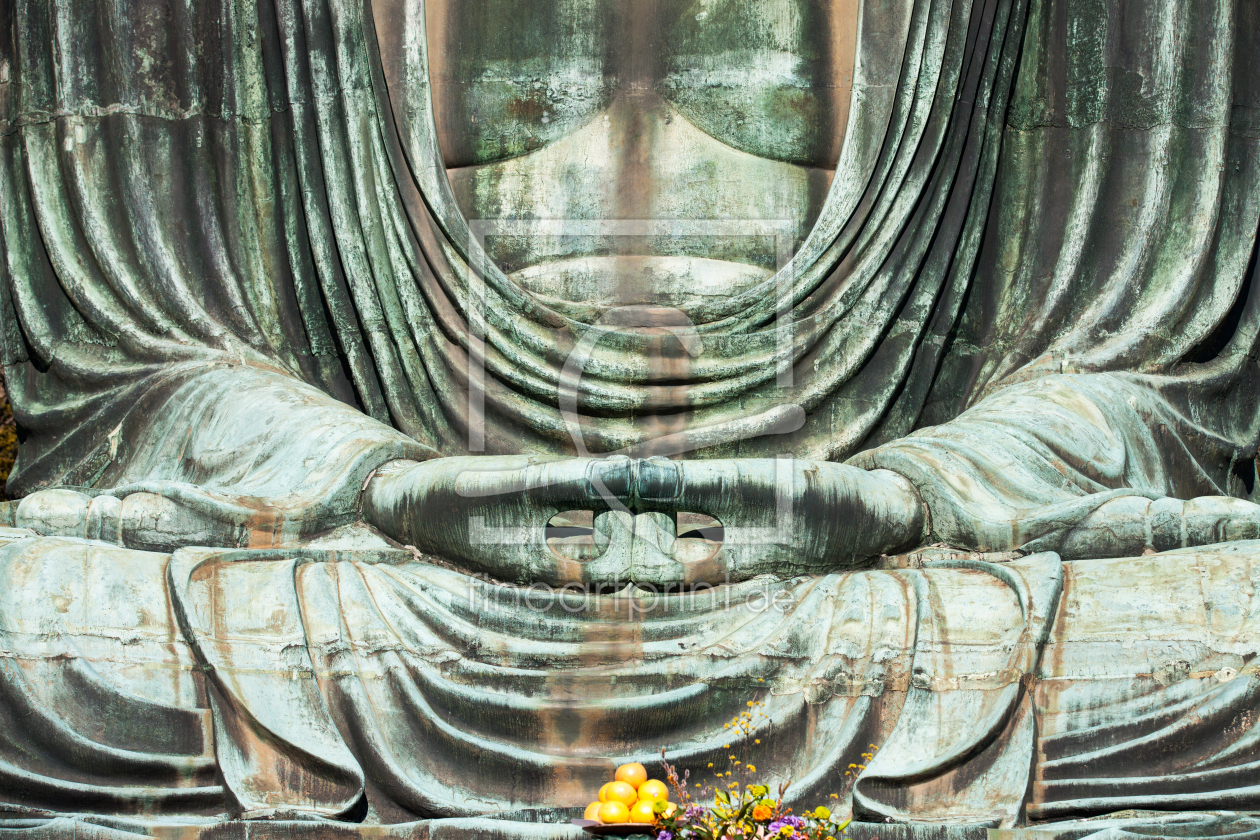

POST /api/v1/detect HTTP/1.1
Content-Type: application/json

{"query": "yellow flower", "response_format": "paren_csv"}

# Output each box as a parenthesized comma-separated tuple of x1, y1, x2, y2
(747, 701, 755, 707)
(754, 739, 761, 745)
(708, 763, 714, 768)
(746, 764, 756, 772)
(813, 807, 831, 819)
(752, 805, 773, 821)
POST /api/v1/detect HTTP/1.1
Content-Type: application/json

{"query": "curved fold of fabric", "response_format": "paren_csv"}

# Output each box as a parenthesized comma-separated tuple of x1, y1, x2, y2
(853, 373, 1243, 554)
(294, 562, 916, 817)
(1030, 543, 1260, 820)
(7, 364, 434, 547)
(853, 553, 1063, 827)
(167, 550, 366, 818)
(0, 535, 225, 816)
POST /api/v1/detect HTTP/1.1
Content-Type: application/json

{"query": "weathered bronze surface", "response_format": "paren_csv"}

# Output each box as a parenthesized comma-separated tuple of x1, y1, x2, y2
(0, 0, 1259, 837)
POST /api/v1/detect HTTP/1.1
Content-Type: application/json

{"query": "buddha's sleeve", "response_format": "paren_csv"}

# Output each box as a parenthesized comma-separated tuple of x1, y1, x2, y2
(850, 372, 1260, 559)
(0, 0, 447, 549)
(5, 363, 436, 551)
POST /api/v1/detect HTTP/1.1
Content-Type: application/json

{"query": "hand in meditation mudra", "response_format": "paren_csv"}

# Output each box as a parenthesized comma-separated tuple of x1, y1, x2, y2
(1, 0, 1259, 834)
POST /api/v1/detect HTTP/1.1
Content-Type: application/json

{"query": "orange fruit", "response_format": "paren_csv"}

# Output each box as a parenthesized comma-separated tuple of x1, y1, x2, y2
(638, 779, 669, 802)
(598, 782, 615, 802)
(629, 800, 658, 823)
(584, 801, 602, 821)
(597, 801, 631, 824)
(605, 781, 638, 807)
(615, 762, 648, 789)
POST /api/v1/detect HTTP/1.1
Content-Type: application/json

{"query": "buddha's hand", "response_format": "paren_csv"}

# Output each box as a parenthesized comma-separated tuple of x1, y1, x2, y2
(362, 455, 926, 588)
(362, 455, 633, 585)
(629, 458, 927, 583)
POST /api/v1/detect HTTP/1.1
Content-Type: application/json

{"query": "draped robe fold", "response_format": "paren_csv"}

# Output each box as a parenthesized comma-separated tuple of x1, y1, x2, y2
(5, 534, 1260, 827)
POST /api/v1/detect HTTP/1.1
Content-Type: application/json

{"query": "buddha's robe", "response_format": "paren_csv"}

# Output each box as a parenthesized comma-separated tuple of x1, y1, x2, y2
(0, 0, 1259, 832)
(0, 0, 1257, 511)
(3, 530, 1260, 829)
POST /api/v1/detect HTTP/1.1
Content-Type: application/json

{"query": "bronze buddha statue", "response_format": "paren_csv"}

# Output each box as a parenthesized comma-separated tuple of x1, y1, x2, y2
(0, 0, 1259, 835)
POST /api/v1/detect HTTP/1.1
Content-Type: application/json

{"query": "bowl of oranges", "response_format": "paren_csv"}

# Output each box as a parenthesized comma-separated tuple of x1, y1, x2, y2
(572, 762, 678, 836)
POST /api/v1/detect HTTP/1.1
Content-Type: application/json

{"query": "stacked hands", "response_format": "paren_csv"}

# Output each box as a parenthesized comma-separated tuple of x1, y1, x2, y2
(20, 450, 1260, 577)
(362, 456, 927, 588)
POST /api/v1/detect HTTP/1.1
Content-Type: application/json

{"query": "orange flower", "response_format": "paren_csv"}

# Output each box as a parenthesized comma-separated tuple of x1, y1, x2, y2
(752, 805, 773, 821)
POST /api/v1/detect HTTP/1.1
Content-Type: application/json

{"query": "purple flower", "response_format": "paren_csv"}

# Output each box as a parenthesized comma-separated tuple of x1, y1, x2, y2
(785, 816, 806, 828)
(768, 820, 786, 834)
(657, 831, 674, 840)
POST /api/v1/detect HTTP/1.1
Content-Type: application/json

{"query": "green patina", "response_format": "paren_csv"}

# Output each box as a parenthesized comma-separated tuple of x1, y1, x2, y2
(0, 0, 1257, 834)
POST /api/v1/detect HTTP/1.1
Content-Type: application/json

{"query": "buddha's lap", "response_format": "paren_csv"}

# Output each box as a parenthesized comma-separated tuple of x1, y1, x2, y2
(1, 534, 1256, 717)
(3, 531, 1260, 822)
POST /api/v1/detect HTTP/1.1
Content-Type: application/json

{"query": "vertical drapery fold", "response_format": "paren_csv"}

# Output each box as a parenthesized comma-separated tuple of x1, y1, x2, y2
(0, 0, 1254, 499)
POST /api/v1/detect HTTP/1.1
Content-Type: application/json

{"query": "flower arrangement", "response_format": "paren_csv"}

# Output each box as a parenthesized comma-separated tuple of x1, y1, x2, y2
(646, 701, 873, 840)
